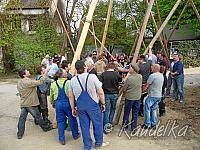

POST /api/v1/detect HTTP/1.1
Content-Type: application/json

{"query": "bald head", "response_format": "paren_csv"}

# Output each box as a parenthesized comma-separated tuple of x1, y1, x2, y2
(151, 64, 160, 73)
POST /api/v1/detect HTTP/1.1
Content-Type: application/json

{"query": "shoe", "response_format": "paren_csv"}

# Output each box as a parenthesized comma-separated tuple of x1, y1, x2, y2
(151, 125, 157, 130)
(159, 113, 165, 117)
(141, 124, 149, 129)
(73, 134, 80, 140)
(42, 125, 53, 132)
(138, 112, 144, 117)
(17, 135, 23, 139)
(131, 128, 138, 134)
(180, 100, 184, 103)
(59, 140, 66, 145)
(95, 142, 109, 149)
(165, 95, 170, 98)
(34, 119, 39, 125)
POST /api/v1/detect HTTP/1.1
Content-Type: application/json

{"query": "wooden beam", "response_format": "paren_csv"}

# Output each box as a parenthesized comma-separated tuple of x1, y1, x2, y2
(52, 0, 75, 53)
(132, 0, 155, 63)
(100, 0, 113, 54)
(167, 0, 189, 42)
(70, 0, 99, 75)
(189, 0, 200, 21)
(146, 0, 168, 57)
(91, 21, 98, 52)
(80, 20, 115, 60)
(144, 0, 182, 55)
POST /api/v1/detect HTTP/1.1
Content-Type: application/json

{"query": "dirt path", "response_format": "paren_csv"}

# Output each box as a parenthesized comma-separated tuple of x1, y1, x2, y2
(0, 67, 200, 150)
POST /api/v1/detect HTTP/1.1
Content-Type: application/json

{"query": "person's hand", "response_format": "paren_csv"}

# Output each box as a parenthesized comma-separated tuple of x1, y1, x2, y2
(101, 104, 106, 112)
(72, 109, 77, 117)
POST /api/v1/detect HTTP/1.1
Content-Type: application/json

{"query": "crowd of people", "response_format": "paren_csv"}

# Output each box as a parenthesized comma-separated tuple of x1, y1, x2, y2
(16, 47, 184, 150)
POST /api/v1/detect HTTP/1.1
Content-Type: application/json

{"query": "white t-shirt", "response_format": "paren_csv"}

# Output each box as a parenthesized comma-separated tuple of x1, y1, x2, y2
(69, 73, 102, 103)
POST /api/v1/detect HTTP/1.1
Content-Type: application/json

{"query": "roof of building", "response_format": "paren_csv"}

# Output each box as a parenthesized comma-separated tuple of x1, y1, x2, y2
(6, 0, 51, 10)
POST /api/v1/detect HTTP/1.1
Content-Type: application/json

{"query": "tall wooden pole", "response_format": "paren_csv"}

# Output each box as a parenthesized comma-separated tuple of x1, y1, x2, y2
(155, 0, 168, 52)
(52, 0, 75, 53)
(100, 0, 113, 54)
(91, 21, 98, 52)
(146, 0, 168, 57)
(167, 1, 189, 42)
(143, 0, 182, 55)
(132, 0, 155, 63)
(189, 0, 200, 21)
(70, 0, 99, 75)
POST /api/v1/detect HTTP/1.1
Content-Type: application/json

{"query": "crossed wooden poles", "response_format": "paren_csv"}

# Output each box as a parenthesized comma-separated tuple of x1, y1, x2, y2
(52, 0, 199, 75)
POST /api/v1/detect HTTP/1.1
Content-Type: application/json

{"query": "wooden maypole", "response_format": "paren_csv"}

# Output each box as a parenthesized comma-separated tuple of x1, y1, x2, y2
(100, 0, 113, 55)
(70, 0, 99, 75)
(143, 0, 182, 55)
(132, 0, 155, 63)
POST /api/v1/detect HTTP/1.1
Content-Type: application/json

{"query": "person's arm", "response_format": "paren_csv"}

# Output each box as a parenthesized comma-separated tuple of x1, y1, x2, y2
(50, 83, 55, 107)
(97, 87, 106, 112)
(143, 74, 153, 91)
(69, 91, 77, 117)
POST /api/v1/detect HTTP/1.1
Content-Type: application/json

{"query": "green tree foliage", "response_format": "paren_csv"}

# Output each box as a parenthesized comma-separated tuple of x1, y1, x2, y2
(0, 14, 63, 73)
(84, 0, 145, 54)
(154, 0, 200, 35)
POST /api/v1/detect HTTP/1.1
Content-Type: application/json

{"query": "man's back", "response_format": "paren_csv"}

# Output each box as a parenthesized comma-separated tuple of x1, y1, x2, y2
(17, 78, 42, 107)
(99, 70, 122, 94)
(69, 73, 102, 103)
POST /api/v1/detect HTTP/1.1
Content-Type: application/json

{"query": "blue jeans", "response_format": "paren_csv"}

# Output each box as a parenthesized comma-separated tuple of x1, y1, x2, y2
(103, 94, 118, 128)
(55, 100, 79, 142)
(173, 74, 184, 101)
(122, 99, 140, 130)
(144, 96, 161, 127)
(17, 106, 50, 137)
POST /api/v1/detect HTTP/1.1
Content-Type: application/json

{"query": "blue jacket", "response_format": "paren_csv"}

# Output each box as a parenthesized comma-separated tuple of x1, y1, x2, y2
(172, 61, 184, 75)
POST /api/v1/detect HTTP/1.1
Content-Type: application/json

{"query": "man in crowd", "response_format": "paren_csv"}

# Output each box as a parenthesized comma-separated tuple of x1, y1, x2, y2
(17, 68, 52, 139)
(157, 53, 168, 116)
(122, 62, 142, 132)
(35, 65, 52, 125)
(50, 69, 80, 145)
(85, 60, 97, 76)
(47, 57, 59, 79)
(171, 53, 184, 102)
(99, 62, 122, 133)
(69, 60, 109, 150)
(138, 54, 151, 117)
(142, 64, 164, 129)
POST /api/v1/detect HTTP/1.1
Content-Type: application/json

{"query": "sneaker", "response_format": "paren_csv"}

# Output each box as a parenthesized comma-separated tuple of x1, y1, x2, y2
(180, 100, 184, 103)
(95, 142, 109, 149)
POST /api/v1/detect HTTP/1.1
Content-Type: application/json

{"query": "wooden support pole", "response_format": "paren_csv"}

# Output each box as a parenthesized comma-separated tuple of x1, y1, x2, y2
(70, 0, 99, 76)
(91, 21, 98, 52)
(146, 0, 168, 57)
(143, 0, 182, 55)
(52, 0, 75, 53)
(80, 20, 115, 60)
(132, 0, 155, 63)
(155, 0, 168, 52)
(189, 0, 200, 21)
(100, 0, 113, 54)
(167, 0, 189, 42)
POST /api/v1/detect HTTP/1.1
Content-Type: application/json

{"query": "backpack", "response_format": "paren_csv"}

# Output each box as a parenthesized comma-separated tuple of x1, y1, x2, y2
(36, 75, 51, 95)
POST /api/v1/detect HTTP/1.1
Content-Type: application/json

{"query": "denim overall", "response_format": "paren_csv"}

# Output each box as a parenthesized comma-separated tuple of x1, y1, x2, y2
(55, 80, 79, 143)
(76, 74, 103, 150)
